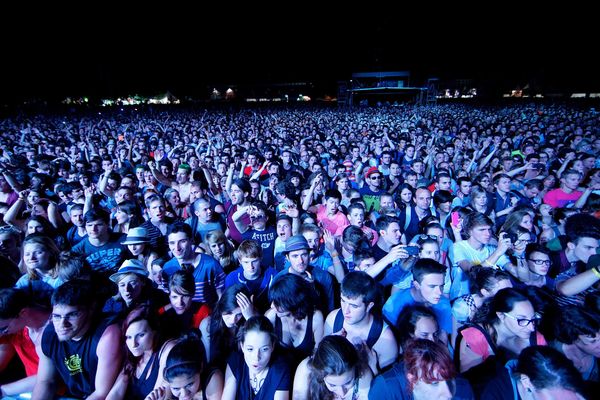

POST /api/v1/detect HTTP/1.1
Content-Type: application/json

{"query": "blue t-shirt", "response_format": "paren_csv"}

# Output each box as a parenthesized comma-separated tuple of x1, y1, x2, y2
(242, 226, 277, 268)
(382, 287, 452, 333)
(163, 254, 225, 307)
(71, 233, 128, 275)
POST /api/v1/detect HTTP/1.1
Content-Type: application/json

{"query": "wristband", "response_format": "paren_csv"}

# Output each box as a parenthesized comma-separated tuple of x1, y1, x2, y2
(329, 252, 339, 258)
(592, 266, 600, 279)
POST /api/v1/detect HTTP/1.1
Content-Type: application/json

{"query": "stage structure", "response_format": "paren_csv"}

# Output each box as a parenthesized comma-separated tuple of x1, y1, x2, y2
(338, 71, 429, 107)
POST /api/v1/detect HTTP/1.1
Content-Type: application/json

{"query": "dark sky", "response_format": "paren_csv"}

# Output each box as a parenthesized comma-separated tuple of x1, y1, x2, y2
(1, 5, 597, 101)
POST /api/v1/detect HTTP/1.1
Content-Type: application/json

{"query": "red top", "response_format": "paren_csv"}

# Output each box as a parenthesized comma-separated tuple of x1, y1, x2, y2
(0, 327, 39, 376)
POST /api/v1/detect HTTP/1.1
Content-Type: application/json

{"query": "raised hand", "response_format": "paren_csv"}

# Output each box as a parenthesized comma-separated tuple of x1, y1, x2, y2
(322, 228, 337, 252)
(236, 292, 256, 320)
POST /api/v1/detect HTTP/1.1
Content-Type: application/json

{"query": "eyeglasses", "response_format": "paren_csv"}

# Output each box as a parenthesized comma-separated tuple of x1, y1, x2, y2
(504, 312, 541, 327)
(51, 311, 84, 323)
(514, 238, 533, 245)
(370, 176, 381, 180)
(416, 234, 439, 241)
(528, 259, 551, 266)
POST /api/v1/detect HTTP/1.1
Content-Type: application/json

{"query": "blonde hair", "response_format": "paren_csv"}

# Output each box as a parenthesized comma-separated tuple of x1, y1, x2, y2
(204, 230, 236, 273)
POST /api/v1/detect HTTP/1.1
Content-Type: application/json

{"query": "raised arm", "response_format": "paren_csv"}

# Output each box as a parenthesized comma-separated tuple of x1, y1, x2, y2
(0, 168, 24, 193)
(148, 161, 173, 188)
(3, 190, 27, 230)
(231, 204, 250, 234)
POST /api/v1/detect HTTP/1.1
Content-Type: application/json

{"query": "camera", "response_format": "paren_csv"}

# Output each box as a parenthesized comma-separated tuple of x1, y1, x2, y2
(501, 231, 518, 243)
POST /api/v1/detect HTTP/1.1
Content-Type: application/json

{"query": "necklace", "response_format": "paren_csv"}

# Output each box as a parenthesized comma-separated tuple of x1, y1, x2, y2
(250, 368, 268, 394)
(333, 377, 359, 400)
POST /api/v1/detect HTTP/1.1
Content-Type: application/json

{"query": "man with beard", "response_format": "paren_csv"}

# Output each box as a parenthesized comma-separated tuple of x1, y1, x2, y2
(32, 280, 122, 400)
(274, 235, 336, 314)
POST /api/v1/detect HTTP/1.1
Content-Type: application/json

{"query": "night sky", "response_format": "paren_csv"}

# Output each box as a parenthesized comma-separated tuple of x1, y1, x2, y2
(1, 4, 597, 102)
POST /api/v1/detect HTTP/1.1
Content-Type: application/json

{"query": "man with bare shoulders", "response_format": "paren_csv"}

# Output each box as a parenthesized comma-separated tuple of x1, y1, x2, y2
(324, 271, 398, 371)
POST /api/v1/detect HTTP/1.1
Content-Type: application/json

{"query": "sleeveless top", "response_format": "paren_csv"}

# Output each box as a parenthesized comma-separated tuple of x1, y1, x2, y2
(274, 313, 315, 363)
(41, 318, 113, 398)
(333, 309, 384, 348)
(127, 352, 160, 400)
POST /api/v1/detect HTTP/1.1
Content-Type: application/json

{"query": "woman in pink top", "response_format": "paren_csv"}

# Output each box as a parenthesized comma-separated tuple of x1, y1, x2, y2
(456, 288, 546, 374)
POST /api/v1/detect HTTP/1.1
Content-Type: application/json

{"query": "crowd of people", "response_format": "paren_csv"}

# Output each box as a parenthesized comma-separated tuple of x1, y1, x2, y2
(0, 102, 599, 399)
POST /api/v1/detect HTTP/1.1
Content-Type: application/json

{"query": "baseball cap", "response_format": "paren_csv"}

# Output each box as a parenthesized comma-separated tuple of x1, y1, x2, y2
(364, 166, 380, 179)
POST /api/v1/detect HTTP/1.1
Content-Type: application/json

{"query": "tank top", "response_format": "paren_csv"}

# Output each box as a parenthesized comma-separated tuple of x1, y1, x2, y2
(41, 318, 113, 398)
(333, 309, 384, 348)
(127, 352, 160, 400)
(275, 314, 315, 362)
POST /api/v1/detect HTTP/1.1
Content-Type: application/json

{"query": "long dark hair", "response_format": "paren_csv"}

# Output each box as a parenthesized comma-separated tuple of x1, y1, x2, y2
(307, 335, 366, 400)
(208, 284, 250, 365)
(121, 305, 162, 378)
(515, 346, 585, 395)
(472, 288, 532, 343)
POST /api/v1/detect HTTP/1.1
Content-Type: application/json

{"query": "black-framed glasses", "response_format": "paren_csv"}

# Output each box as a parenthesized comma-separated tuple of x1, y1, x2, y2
(504, 312, 541, 327)
(528, 259, 551, 266)
(370, 176, 382, 180)
(416, 234, 439, 241)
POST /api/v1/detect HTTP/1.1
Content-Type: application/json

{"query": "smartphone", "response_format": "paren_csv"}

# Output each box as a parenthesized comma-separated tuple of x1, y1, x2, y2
(405, 246, 420, 256)
(451, 211, 460, 226)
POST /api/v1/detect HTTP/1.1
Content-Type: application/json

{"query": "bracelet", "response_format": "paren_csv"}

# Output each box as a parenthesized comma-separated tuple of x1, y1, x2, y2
(592, 266, 600, 279)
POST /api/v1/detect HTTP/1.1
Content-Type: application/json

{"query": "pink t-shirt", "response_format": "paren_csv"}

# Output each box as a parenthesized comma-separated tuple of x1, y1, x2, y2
(317, 204, 349, 236)
(543, 188, 583, 208)
(462, 326, 547, 360)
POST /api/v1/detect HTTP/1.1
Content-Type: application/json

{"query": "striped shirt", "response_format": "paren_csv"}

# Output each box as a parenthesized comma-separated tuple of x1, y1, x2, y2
(163, 254, 225, 307)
